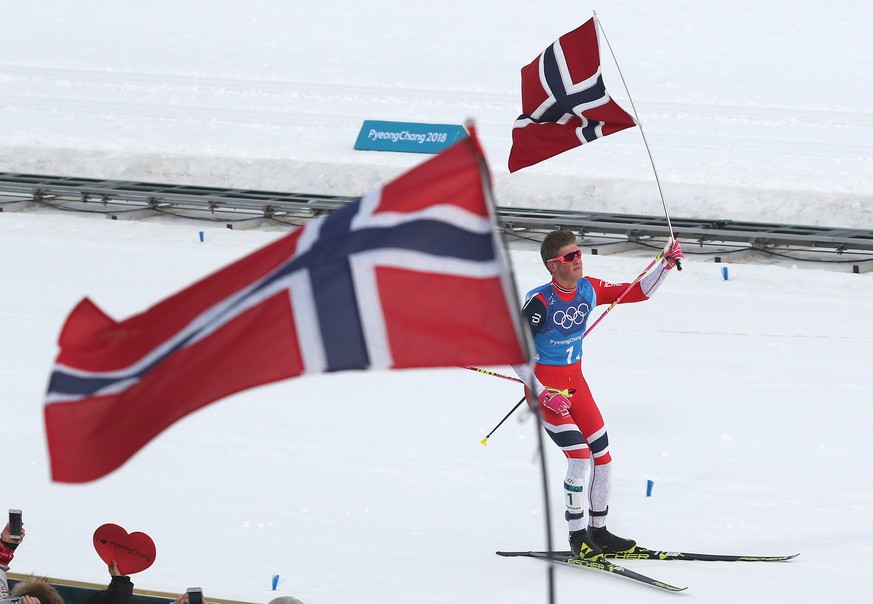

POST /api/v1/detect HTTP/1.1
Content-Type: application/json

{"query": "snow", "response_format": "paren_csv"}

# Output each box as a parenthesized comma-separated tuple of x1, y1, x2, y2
(3, 1, 873, 228)
(2, 1, 872, 603)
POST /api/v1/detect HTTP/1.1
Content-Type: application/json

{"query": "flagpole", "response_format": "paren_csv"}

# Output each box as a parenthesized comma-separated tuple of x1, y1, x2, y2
(465, 120, 557, 604)
(593, 11, 677, 243)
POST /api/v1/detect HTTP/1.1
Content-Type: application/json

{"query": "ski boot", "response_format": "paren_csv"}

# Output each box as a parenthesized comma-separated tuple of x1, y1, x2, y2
(588, 525, 636, 554)
(568, 528, 604, 561)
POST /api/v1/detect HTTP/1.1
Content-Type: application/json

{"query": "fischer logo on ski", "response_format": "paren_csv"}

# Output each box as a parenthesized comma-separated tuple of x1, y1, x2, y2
(497, 551, 687, 592)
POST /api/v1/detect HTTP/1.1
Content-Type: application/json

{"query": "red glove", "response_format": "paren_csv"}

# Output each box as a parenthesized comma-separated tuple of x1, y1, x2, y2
(664, 239, 684, 270)
(538, 389, 571, 416)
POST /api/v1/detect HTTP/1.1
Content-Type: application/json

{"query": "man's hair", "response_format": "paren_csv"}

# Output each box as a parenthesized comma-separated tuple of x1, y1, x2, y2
(267, 598, 305, 604)
(11, 577, 65, 604)
(540, 230, 578, 266)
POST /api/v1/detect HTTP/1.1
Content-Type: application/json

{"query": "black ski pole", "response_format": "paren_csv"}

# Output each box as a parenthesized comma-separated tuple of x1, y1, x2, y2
(481, 395, 527, 446)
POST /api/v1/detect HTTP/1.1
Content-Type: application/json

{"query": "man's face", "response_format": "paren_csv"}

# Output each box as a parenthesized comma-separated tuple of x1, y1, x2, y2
(547, 243, 583, 283)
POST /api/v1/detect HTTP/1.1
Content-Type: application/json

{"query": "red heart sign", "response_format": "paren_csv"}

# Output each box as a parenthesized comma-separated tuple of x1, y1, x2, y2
(92, 523, 157, 575)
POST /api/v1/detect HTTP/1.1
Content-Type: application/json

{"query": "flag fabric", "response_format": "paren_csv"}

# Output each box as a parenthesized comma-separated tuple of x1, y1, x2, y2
(44, 129, 529, 483)
(508, 18, 636, 172)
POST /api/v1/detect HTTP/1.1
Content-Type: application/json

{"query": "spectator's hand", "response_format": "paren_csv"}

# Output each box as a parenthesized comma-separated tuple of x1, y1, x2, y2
(1, 521, 24, 544)
(172, 594, 209, 604)
(664, 239, 684, 270)
(538, 389, 571, 417)
(20, 596, 40, 604)
(108, 559, 122, 577)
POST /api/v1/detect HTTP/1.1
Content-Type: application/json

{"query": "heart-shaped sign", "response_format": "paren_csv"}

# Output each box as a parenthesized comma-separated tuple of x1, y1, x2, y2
(92, 523, 157, 575)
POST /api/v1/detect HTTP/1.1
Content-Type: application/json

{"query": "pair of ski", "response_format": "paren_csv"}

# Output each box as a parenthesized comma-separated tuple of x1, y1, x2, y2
(497, 546, 799, 592)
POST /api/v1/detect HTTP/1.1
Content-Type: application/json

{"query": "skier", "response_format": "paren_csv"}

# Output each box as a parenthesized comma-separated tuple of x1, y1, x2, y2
(513, 229, 683, 561)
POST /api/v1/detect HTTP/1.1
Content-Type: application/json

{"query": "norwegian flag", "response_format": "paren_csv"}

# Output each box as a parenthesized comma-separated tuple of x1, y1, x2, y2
(508, 18, 636, 172)
(44, 130, 528, 483)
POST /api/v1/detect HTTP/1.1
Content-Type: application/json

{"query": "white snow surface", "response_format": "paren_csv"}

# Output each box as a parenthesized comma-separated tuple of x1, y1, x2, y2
(2, 1, 873, 228)
(2, 2, 873, 603)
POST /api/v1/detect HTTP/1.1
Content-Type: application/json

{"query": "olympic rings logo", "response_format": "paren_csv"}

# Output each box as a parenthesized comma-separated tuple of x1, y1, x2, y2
(552, 304, 589, 329)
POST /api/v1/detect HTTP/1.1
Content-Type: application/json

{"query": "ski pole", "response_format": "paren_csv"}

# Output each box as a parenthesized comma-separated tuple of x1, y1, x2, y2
(583, 240, 673, 338)
(465, 366, 576, 393)
(464, 365, 524, 384)
(481, 396, 527, 446)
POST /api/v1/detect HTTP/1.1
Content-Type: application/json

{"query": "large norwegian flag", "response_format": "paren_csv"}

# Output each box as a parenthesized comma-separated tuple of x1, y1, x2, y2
(508, 18, 636, 172)
(44, 129, 529, 483)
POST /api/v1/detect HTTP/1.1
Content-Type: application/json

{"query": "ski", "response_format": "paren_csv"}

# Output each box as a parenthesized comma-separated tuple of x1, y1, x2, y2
(498, 546, 799, 563)
(496, 551, 687, 592)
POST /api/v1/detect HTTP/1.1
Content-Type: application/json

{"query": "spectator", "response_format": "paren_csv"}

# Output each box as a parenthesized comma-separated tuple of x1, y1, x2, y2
(10, 577, 64, 604)
(84, 560, 134, 604)
(169, 591, 211, 604)
(2, 521, 59, 604)
(268, 598, 304, 604)
(1, 521, 22, 600)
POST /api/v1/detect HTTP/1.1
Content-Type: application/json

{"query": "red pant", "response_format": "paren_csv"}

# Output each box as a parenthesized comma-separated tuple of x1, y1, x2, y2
(528, 363, 611, 464)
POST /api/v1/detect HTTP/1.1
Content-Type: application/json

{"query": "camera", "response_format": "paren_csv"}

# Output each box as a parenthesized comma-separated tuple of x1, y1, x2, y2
(186, 588, 202, 604)
(1, 598, 23, 604)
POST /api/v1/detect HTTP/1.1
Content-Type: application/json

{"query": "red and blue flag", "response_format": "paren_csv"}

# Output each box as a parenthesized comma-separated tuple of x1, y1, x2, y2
(508, 18, 636, 172)
(44, 130, 528, 483)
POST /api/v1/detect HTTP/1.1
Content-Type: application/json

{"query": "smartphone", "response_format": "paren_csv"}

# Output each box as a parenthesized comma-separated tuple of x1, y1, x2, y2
(187, 588, 203, 604)
(8, 509, 22, 539)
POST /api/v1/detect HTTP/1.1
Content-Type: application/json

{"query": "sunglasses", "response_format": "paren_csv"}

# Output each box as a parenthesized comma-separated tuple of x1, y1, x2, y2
(548, 249, 582, 264)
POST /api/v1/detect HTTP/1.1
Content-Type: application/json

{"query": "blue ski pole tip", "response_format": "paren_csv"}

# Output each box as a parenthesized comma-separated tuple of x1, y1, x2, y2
(198, 231, 205, 242)
(646, 479, 654, 497)
(721, 266, 729, 281)
(271, 575, 279, 590)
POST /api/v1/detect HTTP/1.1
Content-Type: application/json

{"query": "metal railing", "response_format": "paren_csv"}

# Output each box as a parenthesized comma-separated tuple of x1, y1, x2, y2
(2, 172, 872, 263)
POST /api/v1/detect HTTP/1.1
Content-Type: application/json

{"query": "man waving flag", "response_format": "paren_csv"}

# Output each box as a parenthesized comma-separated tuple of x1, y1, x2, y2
(44, 127, 529, 483)
(508, 18, 636, 172)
